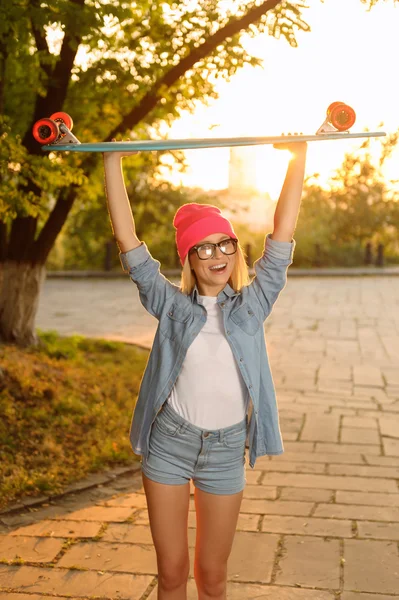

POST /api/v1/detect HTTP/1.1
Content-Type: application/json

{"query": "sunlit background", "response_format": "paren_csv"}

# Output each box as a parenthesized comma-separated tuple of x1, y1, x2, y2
(159, 0, 399, 204)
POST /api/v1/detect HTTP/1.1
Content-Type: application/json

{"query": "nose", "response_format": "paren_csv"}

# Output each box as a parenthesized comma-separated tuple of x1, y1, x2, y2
(213, 245, 224, 259)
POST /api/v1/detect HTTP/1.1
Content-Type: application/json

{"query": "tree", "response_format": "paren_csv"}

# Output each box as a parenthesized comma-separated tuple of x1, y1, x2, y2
(293, 132, 399, 267)
(0, 0, 395, 345)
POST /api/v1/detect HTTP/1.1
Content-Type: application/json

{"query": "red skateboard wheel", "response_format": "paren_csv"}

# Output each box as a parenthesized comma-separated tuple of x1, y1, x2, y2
(32, 118, 59, 144)
(329, 104, 356, 131)
(327, 101, 345, 117)
(50, 111, 73, 130)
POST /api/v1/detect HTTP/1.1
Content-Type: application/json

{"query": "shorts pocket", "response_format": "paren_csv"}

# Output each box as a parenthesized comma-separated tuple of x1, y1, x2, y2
(223, 427, 247, 449)
(154, 413, 181, 437)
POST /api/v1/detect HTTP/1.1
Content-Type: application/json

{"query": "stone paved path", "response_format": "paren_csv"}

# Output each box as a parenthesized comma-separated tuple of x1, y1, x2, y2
(1, 275, 399, 599)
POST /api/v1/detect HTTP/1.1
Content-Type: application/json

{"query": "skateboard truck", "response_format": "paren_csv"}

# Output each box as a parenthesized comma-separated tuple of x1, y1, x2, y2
(316, 101, 356, 135)
(32, 112, 80, 146)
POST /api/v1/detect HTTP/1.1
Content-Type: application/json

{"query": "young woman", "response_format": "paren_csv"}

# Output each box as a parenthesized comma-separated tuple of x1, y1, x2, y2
(103, 142, 307, 600)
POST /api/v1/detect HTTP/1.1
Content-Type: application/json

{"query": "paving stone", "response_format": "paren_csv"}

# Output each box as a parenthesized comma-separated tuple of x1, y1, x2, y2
(261, 515, 352, 537)
(357, 521, 399, 540)
(254, 473, 397, 493)
(330, 407, 357, 416)
(336, 491, 399, 507)
(277, 451, 364, 465)
(318, 366, 352, 381)
(328, 464, 399, 478)
(102, 523, 154, 544)
(58, 540, 157, 573)
(243, 485, 278, 500)
(226, 532, 279, 583)
(147, 580, 336, 600)
(55, 506, 134, 522)
(283, 441, 315, 452)
(341, 427, 380, 444)
(363, 455, 399, 466)
(0, 564, 153, 599)
(314, 504, 399, 522)
(240, 499, 313, 517)
(353, 366, 384, 388)
(301, 415, 340, 442)
(9, 519, 102, 538)
(100, 493, 148, 508)
(342, 417, 377, 429)
(0, 595, 64, 600)
(279, 487, 333, 503)
(383, 437, 399, 456)
(344, 539, 399, 594)
(341, 593, 398, 600)
(315, 443, 380, 455)
(276, 536, 340, 588)
(379, 417, 399, 438)
(260, 461, 326, 474)
(0, 535, 63, 563)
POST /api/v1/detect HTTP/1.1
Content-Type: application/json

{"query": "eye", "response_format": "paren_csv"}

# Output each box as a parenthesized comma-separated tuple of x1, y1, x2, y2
(199, 244, 213, 253)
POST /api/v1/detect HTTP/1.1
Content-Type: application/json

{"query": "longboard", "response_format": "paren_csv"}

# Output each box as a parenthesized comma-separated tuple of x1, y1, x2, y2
(41, 131, 386, 152)
(32, 103, 386, 152)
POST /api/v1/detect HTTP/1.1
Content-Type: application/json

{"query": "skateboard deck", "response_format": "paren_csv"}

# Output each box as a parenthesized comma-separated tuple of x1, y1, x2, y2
(42, 131, 385, 152)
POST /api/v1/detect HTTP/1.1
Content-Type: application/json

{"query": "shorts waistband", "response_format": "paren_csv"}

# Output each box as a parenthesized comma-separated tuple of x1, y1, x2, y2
(161, 401, 247, 440)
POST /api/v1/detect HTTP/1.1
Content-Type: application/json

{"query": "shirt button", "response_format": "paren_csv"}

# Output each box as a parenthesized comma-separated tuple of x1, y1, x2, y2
(249, 385, 253, 389)
(240, 358, 244, 362)
(220, 302, 225, 308)
(226, 330, 231, 335)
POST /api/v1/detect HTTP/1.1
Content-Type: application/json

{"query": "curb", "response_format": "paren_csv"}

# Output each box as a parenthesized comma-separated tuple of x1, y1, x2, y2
(0, 463, 141, 518)
(45, 267, 399, 279)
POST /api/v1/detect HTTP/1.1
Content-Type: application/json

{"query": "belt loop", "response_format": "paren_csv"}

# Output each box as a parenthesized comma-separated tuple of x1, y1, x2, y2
(219, 429, 224, 443)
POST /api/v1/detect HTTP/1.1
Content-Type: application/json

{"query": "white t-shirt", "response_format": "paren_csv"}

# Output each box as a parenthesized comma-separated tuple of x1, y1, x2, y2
(167, 295, 249, 429)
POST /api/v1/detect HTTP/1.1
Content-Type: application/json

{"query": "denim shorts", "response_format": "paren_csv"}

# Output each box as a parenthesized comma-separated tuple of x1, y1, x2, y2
(142, 402, 247, 495)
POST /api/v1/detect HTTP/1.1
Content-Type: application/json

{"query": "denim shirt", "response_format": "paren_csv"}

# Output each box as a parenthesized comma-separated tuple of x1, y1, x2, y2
(120, 233, 295, 468)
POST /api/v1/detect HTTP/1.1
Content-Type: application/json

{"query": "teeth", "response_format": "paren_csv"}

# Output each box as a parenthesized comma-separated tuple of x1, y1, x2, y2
(210, 264, 226, 271)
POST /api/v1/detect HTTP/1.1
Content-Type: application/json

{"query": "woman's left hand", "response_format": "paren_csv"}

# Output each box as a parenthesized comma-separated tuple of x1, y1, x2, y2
(273, 141, 307, 154)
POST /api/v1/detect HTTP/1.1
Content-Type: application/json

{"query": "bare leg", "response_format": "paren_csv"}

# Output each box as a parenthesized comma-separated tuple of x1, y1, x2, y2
(143, 473, 191, 600)
(194, 488, 243, 599)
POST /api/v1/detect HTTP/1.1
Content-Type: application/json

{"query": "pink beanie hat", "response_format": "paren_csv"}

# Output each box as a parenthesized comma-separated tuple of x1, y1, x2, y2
(173, 203, 237, 265)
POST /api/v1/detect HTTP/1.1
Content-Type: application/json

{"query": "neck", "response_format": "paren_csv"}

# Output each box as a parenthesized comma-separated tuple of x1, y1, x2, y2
(197, 282, 227, 297)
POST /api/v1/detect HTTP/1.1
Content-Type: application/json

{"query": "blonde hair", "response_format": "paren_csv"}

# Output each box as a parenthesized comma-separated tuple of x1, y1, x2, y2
(180, 243, 250, 295)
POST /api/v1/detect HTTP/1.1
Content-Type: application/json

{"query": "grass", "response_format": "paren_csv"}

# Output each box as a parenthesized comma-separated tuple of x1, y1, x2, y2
(0, 330, 149, 510)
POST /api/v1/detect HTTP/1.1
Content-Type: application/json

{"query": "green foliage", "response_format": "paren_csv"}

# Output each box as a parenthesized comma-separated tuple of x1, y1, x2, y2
(293, 133, 399, 267)
(0, 118, 86, 225)
(47, 159, 219, 270)
(0, 331, 149, 508)
(1, 0, 314, 226)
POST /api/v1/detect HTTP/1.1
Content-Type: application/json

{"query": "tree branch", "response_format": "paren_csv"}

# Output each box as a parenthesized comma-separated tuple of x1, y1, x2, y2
(30, 18, 52, 79)
(23, 0, 86, 152)
(107, 0, 282, 140)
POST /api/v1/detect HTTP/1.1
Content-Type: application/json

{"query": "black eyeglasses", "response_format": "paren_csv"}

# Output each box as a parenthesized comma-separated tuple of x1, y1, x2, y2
(190, 238, 238, 260)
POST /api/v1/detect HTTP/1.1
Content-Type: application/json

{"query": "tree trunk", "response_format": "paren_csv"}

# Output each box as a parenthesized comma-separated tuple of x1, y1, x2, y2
(0, 261, 46, 346)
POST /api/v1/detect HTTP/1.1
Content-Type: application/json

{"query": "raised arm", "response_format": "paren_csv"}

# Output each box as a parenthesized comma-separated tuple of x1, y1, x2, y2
(272, 142, 307, 242)
(103, 152, 141, 253)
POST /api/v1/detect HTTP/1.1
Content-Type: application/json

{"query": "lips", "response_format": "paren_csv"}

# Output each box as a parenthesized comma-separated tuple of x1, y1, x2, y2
(209, 262, 227, 274)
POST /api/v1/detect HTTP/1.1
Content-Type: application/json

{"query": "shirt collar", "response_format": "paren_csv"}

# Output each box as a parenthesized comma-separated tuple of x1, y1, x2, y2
(191, 282, 238, 302)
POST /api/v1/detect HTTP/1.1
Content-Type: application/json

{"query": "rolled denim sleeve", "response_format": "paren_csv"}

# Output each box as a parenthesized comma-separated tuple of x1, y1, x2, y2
(120, 243, 179, 319)
(249, 233, 295, 320)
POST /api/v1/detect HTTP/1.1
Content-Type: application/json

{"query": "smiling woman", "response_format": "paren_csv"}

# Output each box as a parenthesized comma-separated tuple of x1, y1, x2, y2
(103, 140, 307, 599)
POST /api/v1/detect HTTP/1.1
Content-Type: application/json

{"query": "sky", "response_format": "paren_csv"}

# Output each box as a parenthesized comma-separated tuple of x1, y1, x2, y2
(160, 0, 399, 200)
